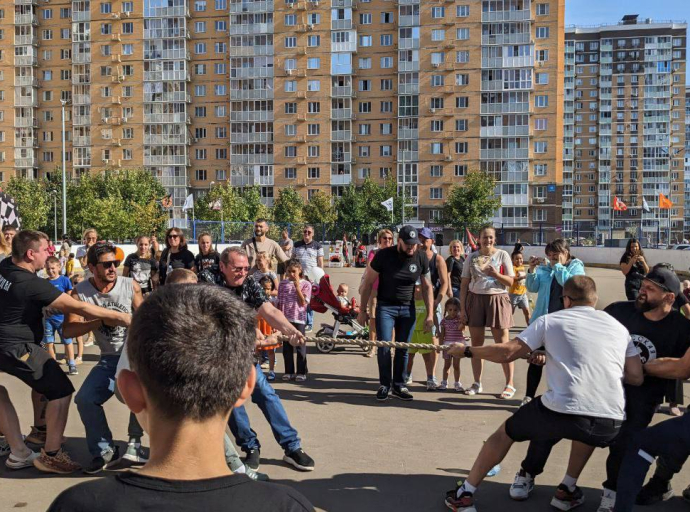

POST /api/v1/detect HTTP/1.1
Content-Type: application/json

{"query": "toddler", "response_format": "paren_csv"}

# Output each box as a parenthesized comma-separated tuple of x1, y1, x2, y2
(277, 260, 311, 381)
(43, 257, 77, 375)
(438, 297, 466, 391)
(509, 251, 530, 325)
(259, 275, 279, 381)
(252, 252, 279, 297)
(336, 283, 351, 308)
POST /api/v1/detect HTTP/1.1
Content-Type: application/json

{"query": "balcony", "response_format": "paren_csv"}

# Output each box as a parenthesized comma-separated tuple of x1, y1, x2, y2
(398, 38, 420, 50)
(14, 96, 38, 108)
(229, 0, 273, 12)
(230, 89, 272, 100)
(73, 115, 91, 126)
(14, 117, 38, 128)
(144, 70, 190, 81)
(331, 172, 352, 185)
(144, 134, 189, 145)
(398, 83, 419, 95)
(229, 23, 273, 35)
(332, 40, 357, 53)
(399, 15, 420, 26)
(143, 113, 189, 124)
(481, 32, 530, 46)
(14, 55, 38, 66)
(145, 92, 192, 103)
(331, 85, 352, 97)
(331, 19, 353, 30)
(73, 136, 92, 146)
(14, 35, 38, 46)
(398, 128, 418, 139)
(230, 154, 274, 165)
(331, 152, 351, 163)
(14, 76, 40, 87)
(73, 53, 91, 64)
(15, 156, 38, 168)
(480, 102, 529, 114)
(229, 111, 274, 122)
(72, 75, 91, 85)
(231, 67, 272, 79)
(480, 148, 529, 160)
(480, 126, 530, 137)
(144, 155, 190, 166)
(398, 150, 418, 161)
(231, 133, 273, 143)
(481, 9, 531, 22)
(228, 45, 274, 57)
(331, 130, 351, 141)
(72, 10, 90, 21)
(331, 108, 352, 119)
(14, 14, 38, 25)
(398, 61, 419, 72)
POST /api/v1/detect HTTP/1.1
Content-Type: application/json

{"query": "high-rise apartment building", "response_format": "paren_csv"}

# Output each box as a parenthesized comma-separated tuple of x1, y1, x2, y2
(0, 0, 564, 238)
(684, 85, 690, 239)
(564, 16, 687, 245)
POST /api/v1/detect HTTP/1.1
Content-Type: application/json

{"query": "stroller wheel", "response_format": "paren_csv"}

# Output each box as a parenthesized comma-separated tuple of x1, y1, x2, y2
(315, 328, 335, 353)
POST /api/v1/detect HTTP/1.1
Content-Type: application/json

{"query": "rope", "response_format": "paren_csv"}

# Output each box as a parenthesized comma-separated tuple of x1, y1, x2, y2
(276, 335, 450, 353)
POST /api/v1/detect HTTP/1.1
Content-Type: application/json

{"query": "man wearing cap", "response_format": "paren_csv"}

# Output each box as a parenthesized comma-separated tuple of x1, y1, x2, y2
(514, 267, 690, 512)
(358, 226, 434, 401)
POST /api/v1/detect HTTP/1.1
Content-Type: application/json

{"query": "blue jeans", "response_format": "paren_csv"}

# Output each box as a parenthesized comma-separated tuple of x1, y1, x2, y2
(229, 362, 301, 453)
(306, 305, 314, 328)
(43, 316, 73, 345)
(75, 355, 120, 458)
(451, 287, 460, 299)
(375, 303, 417, 389)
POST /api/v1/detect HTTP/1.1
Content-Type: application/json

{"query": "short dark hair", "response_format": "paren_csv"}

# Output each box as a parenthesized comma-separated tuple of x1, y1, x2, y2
(127, 284, 256, 420)
(2, 225, 17, 233)
(259, 275, 275, 290)
(46, 256, 61, 266)
(545, 238, 572, 260)
(87, 241, 117, 266)
(68, 253, 75, 258)
(12, 230, 49, 259)
(220, 246, 247, 264)
(563, 275, 597, 305)
(166, 268, 198, 284)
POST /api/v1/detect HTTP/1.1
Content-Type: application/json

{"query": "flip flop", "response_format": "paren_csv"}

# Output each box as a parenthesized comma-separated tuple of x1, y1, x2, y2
(500, 385, 516, 400)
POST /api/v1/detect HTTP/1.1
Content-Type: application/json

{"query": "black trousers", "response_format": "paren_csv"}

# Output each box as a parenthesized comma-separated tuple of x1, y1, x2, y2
(282, 322, 307, 375)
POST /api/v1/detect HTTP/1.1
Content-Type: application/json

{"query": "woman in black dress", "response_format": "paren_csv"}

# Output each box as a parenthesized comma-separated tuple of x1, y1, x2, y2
(619, 238, 649, 300)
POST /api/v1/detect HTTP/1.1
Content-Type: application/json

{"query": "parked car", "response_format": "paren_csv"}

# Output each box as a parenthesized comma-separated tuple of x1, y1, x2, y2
(669, 244, 690, 250)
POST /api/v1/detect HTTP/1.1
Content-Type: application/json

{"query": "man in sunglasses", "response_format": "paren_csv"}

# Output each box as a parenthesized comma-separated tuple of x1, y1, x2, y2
(199, 247, 315, 473)
(64, 241, 145, 474)
(241, 218, 289, 270)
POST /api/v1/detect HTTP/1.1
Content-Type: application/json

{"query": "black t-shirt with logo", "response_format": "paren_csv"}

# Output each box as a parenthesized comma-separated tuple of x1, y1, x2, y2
(195, 252, 220, 273)
(370, 246, 430, 306)
(0, 258, 63, 347)
(48, 472, 314, 512)
(159, 248, 196, 285)
(123, 254, 158, 291)
(605, 300, 690, 405)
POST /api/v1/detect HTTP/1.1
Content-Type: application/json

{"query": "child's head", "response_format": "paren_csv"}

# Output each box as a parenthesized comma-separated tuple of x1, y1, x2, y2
(68, 252, 75, 260)
(337, 283, 349, 297)
(136, 235, 151, 256)
(255, 251, 271, 272)
(198, 232, 213, 255)
(512, 251, 524, 267)
(259, 275, 275, 293)
(166, 268, 198, 285)
(285, 259, 303, 280)
(70, 273, 84, 285)
(682, 280, 690, 291)
(45, 256, 61, 279)
(445, 297, 461, 319)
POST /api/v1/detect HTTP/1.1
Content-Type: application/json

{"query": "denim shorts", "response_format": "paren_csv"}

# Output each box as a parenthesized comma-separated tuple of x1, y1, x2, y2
(43, 316, 73, 345)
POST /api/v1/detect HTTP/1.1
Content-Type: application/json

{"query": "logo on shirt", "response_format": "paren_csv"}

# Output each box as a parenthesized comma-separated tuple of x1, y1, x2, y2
(631, 334, 657, 364)
(409, 264, 418, 273)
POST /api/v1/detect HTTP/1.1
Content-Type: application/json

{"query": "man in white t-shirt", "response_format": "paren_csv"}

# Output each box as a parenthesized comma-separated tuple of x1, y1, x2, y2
(442, 276, 643, 512)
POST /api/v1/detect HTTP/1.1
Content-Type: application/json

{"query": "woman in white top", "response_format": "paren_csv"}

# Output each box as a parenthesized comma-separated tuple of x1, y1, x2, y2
(459, 225, 516, 398)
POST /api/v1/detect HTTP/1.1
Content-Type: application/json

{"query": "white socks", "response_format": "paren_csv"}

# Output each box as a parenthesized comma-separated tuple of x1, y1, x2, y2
(456, 480, 477, 497)
(561, 474, 577, 492)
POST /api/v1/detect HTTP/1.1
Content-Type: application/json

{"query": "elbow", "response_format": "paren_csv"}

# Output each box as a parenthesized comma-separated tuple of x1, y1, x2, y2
(625, 374, 644, 386)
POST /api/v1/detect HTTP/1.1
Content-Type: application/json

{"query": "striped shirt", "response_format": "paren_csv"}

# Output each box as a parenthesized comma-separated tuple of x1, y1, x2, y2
(277, 279, 312, 324)
(441, 317, 465, 344)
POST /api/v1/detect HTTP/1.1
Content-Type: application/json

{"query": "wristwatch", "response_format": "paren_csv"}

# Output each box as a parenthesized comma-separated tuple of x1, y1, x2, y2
(464, 346, 473, 358)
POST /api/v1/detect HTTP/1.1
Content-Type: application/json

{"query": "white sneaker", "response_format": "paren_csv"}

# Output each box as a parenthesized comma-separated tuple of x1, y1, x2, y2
(405, 375, 413, 386)
(426, 377, 438, 391)
(438, 380, 448, 390)
(454, 382, 464, 392)
(6, 449, 39, 470)
(596, 489, 616, 512)
(465, 382, 483, 396)
(509, 469, 535, 501)
(520, 397, 532, 407)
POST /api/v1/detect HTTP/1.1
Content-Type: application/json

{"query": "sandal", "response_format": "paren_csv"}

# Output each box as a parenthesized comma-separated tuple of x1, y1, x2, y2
(500, 385, 516, 400)
(465, 382, 482, 396)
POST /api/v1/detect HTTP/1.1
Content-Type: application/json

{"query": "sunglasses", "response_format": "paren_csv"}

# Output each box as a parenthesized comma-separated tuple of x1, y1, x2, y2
(303, 230, 313, 234)
(168, 234, 180, 239)
(229, 265, 250, 273)
(98, 260, 120, 269)
(381, 236, 393, 241)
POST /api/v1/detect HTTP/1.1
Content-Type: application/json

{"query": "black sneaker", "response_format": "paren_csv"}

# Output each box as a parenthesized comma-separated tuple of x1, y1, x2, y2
(636, 476, 673, 505)
(68, 364, 78, 376)
(283, 448, 315, 471)
(392, 387, 414, 401)
(550, 484, 585, 511)
(243, 448, 260, 471)
(376, 386, 390, 401)
(83, 446, 119, 475)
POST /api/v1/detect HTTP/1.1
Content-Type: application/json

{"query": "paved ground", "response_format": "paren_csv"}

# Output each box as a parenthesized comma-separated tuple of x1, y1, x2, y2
(2, 266, 690, 511)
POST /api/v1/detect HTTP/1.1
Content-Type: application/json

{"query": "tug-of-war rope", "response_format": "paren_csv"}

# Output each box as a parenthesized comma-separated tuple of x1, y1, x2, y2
(274, 335, 449, 352)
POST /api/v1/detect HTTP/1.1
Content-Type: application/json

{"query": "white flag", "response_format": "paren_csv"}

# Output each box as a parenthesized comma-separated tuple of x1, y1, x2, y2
(208, 198, 222, 211)
(381, 197, 394, 212)
(642, 197, 650, 213)
(182, 194, 194, 211)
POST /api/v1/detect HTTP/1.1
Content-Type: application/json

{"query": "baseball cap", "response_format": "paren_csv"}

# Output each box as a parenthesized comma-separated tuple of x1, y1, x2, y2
(398, 225, 421, 245)
(644, 267, 681, 296)
(418, 227, 433, 240)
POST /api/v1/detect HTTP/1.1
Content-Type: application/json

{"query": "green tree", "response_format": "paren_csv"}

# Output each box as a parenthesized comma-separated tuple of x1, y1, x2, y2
(303, 190, 336, 227)
(443, 171, 502, 233)
(335, 184, 367, 236)
(5, 177, 51, 231)
(240, 186, 270, 222)
(272, 186, 304, 224)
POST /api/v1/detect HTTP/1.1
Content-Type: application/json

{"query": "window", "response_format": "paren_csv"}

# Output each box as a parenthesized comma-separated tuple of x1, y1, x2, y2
(536, 27, 549, 39)
(60, 7, 71, 18)
(430, 165, 443, 177)
(308, 123, 320, 135)
(534, 141, 547, 153)
(285, 36, 296, 48)
(455, 119, 467, 131)
(536, 49, 549, 62)
(215, 20, 227, 31)
(195, 170, 207, 181)
(307, 57, 320, 69)
(535, 95, 549, 107)
(535, 72, 548, 84)
(381, 57, 393, 68)
(284, 80, 296, 92)
(285, 102, 297, 114)
(215, 42, 226, 53)
(431, 143, 444, 154)
(380, 79, 393, 90)
(284, 146, 297, 158)
(284, 124, 297, 137)
(456, 74, 469, 85)
(215, 63, 226, 74)
(456, 51, 469, 63)
(456, 97, 468, 108)
(359, 146, 370, 157)
(195, 42, 206, 54)
(122, 22, 134, 34)
(431, 6, 445, 18)
(456, 5, 469, 16)
(214, 84, 227, 96)
(534, 118, 547, 130)
(308, 35, 320, 47)
(381, 101, 393, 113)
(380, 145, 392, 156)
(455, 142, 467, 154)
(285, 168, 297, 179)
(195, 21, 206, 33)
(215, 0, 226, 8)
(307, 101, 320, 113)
(358, 57, 371, 69)
(195, 85, 206, 96)
(380, 123, 392, 135)
(536, 3, 549, 15)
(123, 1, 133, 11)
(381, 12, 393, 23)
(432, 30, 445, 42)
(359, 102, 371, 113)
(359, 35, 372, 47)
(308, 167, 320, 178)
(195, 0, 206, 10)
(359, 124, 371, 135)
(359, 13, 371, 24)
(195, 64, 206, 75)
(285, 14, 296, 25)
(101, 23, 112, 35)
(534, 164, 547, 176)
(42, 30, 53, 40)
(43, 70, 53, 81)
(454, 164, 467, 177)
(123, 44, 133, 55)
(307, 13, 319, 24)
(456, 28, 469, 40)
(430, 188, 443, 200)
(307, 80, 320, 91)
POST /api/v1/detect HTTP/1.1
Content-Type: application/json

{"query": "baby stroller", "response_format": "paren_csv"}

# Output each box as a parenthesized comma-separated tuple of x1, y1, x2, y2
(310, 274, 369, 354)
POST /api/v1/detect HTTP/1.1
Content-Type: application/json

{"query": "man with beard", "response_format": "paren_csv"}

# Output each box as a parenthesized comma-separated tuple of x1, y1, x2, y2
(510, 267, 690, 512)
(241, 219, 289, 270)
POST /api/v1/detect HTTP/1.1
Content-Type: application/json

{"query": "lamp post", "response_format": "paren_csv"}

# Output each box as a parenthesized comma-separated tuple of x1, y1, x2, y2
(51, 191, 58, 243)
(60, 100, 69, 237)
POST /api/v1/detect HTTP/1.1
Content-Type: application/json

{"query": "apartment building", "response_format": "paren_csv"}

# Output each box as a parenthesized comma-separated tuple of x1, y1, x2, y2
(685, 85, 690, 239)
(0, 0, 564, 238)
(564, 16, 687, 245)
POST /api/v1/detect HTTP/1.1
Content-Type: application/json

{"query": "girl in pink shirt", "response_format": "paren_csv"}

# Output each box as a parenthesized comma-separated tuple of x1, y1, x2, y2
(438, 298, 467, 392)
(277, 260, 312, 381)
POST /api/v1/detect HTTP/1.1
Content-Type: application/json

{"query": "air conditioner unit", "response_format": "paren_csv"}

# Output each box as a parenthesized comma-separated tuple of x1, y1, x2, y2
(307, 24, 314, 31)
(432, 62, 440, 68)
(123, 11, 131, 17)
(445, 155, 452, 161)
(192, 137, 198, 143)
(111, 12, 120, 18)
(288, 2, 295, 6)
(287, 69, 295, 75)
(535, 198, 545, 203)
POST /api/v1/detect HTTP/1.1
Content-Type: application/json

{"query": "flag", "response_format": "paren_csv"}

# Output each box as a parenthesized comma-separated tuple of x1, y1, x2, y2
(613, 196, 627, 212)
(642, 197, 651, 213)
(466, 228, 478, 251)
(381, 197, 394, 212)
(160, 195, 173, 209)
(182, 194, 194, 211)
(659, 193, 673, 209)
(209, 198, 222, 211)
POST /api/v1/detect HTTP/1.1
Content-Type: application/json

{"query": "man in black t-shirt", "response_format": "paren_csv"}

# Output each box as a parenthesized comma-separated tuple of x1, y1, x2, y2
(515, 268, 690, 512)
(0, 230, 130, 474)
(48, 284, 314, 512)
(358, 225, 434, 402)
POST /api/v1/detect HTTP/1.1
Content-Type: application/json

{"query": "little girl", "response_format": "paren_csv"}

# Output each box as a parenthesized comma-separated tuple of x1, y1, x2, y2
(277, 260, 312, 381)
(509, 250, 530, 325)
(438, 298, 466, 391)
(252, 252, 279, 297)
(259, 275, 278, 381)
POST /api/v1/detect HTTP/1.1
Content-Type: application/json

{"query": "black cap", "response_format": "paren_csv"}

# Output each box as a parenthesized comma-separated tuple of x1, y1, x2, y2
(644, 267, 681, 296)
(398, 225, 421, 245)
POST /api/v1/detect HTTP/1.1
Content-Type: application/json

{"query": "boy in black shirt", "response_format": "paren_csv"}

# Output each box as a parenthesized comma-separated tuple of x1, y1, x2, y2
(49, 284, 314, 512)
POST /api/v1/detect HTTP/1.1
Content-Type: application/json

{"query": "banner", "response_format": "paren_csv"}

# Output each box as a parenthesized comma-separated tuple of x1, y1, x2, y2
(182, 194, 194, 211)
(613, 196, 627, 211)
(642, 197, 650, 212)
(659, 193, 673, 209)
(380, 197, 394, 212)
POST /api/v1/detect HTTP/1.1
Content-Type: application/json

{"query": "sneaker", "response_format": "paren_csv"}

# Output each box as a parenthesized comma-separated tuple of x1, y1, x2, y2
(33, 448, 81, 474)
(509, 469, 535, 501)
(376, 386, 390, 401)
(25, 426, 47, 446)
(636, 477, 674, 505)
(121, 442, 148, 465)
(551, 484, 586, 511)
(520, 397, 532, 407)
(596, 489, 616, 512)
(283, 448, 315, 471)
(305, 325, 313, 333)
(68, 364, 78, 376)
(245, 466, 270, 481)
(454, 382, 464, 392)
(438, 380, 448, 391)
(426, 377, 438, 391)
(83, 446, 119, 475)
(295, 374, 307, 382)
(392, 387, 414, 401)
(6, 450, 40, 470)
(465, 382, 482, 396)
(260, 361, 270, 370)
(405, 375, 413, 386)
(56, 358, 67, 365)
(75, 356, 83, 365)
(486, 464, 501, 477)
(267, 371, 276, 381)
(244, 448, 260, 470)
(444, 489, 476, 512)
(0, 438, 10, 457)
(282, 374, 295, 381)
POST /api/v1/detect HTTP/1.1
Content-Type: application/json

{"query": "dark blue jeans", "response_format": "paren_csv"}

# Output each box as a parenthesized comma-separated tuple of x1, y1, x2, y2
(615, 412, 690, 512)
(229, 362, 301, 453)
(375, 302, 417, 389)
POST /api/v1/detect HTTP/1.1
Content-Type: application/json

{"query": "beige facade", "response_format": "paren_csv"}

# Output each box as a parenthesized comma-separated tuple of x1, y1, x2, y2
(0, 0, 564, 237)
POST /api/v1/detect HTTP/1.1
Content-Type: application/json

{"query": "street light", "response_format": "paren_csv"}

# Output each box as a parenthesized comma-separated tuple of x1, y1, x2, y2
(60, 100, 69, 238)
(50, 191, 57, 243)
(209, 180, 215, 190)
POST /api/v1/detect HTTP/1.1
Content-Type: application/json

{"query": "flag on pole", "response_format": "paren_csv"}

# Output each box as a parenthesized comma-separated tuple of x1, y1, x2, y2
(209, 198, 222, 211)
(659, 193, 673, 209)
(613, 196, 627, 212)
(466, 228, 478, 251)
(642, 197, 651, 212)
(182, 194, 194, 211)
(381, 197, 394, 212)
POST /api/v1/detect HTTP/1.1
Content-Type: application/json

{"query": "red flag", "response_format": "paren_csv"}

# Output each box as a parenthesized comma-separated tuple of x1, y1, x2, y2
(613, 196, 627, 212)
(466, 228, 478, 251)
(659, 193, 673, 209)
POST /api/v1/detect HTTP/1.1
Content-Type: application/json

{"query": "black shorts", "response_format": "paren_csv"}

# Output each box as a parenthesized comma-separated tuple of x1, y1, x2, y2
(505, 396, 622, 448)
(0, 343, 74, 401)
